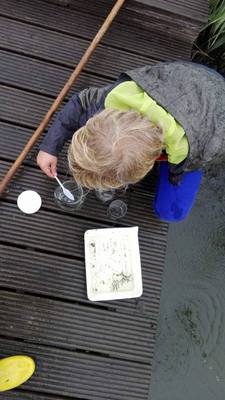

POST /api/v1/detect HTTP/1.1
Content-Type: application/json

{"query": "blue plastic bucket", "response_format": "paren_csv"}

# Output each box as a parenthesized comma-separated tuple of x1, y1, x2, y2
(154, 162, 203, 222)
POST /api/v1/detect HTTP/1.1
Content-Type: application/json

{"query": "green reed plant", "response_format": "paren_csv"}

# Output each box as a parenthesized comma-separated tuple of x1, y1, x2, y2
(192, 0, 225, 73)
(208, 0, 225, 50)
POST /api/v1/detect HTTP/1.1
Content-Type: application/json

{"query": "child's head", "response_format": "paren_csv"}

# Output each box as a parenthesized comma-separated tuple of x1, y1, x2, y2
(68, 109, 164, 190)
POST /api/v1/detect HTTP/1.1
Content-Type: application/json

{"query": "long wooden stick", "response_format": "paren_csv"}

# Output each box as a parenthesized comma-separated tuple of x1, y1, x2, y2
(0, 0, 126, 194)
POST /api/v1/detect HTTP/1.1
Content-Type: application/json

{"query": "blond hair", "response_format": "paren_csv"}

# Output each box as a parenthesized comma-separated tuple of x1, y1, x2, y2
(68, 108, 164, 190)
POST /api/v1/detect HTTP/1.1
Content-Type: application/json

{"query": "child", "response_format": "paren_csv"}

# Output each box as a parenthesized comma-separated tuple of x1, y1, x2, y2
(37, 61, 225, 221)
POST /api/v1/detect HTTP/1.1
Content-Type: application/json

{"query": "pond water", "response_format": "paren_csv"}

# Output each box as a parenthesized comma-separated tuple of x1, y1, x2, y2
(151, 163, 225, 399)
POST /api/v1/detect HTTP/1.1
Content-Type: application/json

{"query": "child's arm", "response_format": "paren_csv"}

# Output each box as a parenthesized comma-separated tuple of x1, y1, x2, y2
(37, 78, 132, 177)
(168, 156, 189, 185)
(40, 93, 83, 157)
(164, 124, 189, 185)
(37, 93, 83, 177)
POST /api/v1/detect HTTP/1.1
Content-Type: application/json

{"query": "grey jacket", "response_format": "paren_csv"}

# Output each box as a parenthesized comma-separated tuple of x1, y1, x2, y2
(124, 61, 225, 168)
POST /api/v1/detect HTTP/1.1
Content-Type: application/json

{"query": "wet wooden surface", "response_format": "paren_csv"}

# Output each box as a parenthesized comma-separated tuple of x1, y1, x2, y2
(0, 0, 208, 398)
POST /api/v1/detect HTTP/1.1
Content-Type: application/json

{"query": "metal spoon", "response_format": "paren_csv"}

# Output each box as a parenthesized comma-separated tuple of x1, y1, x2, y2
(54, 175, 75, 201)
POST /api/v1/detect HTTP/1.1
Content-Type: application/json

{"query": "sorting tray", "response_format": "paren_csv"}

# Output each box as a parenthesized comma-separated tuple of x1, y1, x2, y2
(84, 227, 142, 301)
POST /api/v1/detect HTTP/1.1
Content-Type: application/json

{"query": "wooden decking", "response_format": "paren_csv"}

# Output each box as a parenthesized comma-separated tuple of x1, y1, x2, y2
(0, 0, 208, 399)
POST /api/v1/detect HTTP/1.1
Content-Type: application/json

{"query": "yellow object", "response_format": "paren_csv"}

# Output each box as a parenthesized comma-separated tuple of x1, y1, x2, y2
(105, 81, 189, 164)
(0, 355, 35, 392)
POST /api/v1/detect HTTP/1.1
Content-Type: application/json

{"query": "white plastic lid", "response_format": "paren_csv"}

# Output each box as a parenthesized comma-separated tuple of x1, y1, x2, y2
(17, 190, 42, 214)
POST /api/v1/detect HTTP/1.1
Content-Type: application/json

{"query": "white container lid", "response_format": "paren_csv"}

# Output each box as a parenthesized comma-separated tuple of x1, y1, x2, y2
(84, 226, 142, 301)
(17, 190, 42, 214)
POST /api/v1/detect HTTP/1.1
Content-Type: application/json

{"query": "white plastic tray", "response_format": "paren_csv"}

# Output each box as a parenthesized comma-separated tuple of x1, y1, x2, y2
(84, 226, 142, 301)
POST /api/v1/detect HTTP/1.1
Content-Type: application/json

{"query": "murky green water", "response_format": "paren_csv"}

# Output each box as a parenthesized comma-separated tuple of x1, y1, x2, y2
(151, 164, 225, 399)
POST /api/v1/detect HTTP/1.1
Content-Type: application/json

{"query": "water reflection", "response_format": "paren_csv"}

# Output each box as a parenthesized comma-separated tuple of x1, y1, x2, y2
(151, 163, 225, 399)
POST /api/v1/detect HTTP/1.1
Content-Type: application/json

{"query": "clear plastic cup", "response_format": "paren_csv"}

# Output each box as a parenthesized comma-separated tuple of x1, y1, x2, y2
(54, 180, 84, 212)
(107, 200, 128, 220)
(95, 189, 116, 203)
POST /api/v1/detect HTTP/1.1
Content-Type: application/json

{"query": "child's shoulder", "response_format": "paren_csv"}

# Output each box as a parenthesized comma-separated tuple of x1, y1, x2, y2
(77, 76, 131, 110)
(78, 86, 107, 109)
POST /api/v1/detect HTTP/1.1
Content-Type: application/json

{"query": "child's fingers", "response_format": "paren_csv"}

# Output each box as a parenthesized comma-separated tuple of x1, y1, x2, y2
(42, 165, 54, 178)
(50, 161, 57, 177)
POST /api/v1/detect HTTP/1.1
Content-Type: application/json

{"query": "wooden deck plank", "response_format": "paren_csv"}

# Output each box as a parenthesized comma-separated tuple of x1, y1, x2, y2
(42, 0, 208, 24)
(0, 339, 151, 399)
(0, 85, 53, 128)
(0, 290, 155, 363)
(0, 17, 160, 79)
(0, 244, 162, 316)
(0, 0, 194, 60)
(3, 392, 75, 400)
(126, 0, 208, 23)
(0, 50, 112, 98)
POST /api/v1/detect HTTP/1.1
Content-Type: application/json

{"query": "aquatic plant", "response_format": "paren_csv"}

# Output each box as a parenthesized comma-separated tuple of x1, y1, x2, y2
(192, 0, 225, 74)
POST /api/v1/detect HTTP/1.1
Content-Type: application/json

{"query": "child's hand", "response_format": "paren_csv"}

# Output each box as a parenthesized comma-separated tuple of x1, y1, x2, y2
(37, 150, 58, 178)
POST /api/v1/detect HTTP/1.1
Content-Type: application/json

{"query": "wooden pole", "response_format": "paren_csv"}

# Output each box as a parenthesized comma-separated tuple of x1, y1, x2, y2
(0, 0, 126, 194)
